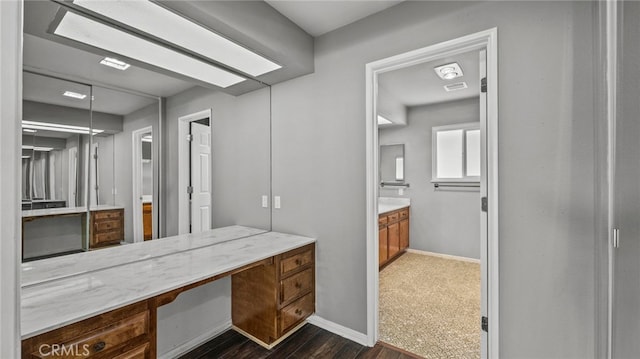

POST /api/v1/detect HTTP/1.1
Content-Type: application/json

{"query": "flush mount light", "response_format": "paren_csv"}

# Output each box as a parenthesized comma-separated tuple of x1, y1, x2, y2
(100, 57, 131, 70)
(434, 62, 463, 80)
(63, 90, 87, 100)
(377, 115, 392, 125)
(71, 0, 281, 77)
(54, 11, 246, 88)
(22, 120, 104, 135)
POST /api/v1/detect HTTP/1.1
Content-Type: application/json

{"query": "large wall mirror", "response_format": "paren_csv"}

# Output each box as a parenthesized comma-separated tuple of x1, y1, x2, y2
(21, 0, 272, 262)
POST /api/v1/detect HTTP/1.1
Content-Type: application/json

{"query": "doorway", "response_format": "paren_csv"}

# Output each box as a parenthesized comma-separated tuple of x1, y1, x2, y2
(365, 29, 499, 358)
(178, 109, 212, 235)
(132, 126, 153, 243)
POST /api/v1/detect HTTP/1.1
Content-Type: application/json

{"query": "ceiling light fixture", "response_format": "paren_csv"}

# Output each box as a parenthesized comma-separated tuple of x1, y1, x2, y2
(63, 90, 87, 100)
(434, 62, 464, 80)
(22, 128, 37, 133)
(54, 11, 246, 88)
(21, 120, 104, 135)
(141, 135, 153, 143)
(377, 115, 392, 125)
(70, 0, 281, 77)
(100, 57, 131, 70)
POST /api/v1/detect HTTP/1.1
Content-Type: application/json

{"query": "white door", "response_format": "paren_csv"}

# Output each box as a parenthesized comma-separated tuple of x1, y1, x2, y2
(190, 122, 211, 233)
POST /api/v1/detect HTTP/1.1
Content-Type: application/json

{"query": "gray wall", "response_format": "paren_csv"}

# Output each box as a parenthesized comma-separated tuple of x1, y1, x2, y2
(162, 85, 271, 235)
(271, 1, 599, 357)
(380, 98, 480, 259)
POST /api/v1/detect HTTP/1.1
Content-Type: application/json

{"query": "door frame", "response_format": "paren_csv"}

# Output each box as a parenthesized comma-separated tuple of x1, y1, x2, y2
(177, 109, 211, 235)
(364, 28, 499, 357)
(132, 126, 153, 243)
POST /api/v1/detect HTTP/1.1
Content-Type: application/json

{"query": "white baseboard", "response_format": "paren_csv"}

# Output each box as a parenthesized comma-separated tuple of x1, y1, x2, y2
(306, 315, 369, 346)
(158, 320, 231, 359)
(406, 248, 480, 264)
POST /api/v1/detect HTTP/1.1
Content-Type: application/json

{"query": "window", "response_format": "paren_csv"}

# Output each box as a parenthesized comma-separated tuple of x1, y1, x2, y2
(432, 122, 480, 182)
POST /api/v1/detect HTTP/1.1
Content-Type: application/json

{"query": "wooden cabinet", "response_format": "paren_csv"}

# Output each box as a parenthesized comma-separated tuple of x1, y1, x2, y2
(232, 244, 315, 348)
(142, 203, 152, 241)
(90, 209, 124, 248)
(22, 301, 152, 359)
(379, 206, 410, 268)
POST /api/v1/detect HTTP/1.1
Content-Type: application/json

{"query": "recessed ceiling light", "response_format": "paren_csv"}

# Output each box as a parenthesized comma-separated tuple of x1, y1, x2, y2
(54, 11, 246, 88)
(71, 0, 282, 76)
(434, 62, 464, 80)
(63, 90, 87, 100)
(377, 115, 392, 125)
(100, 57, 131, 70)
(21, 121, 104, 135)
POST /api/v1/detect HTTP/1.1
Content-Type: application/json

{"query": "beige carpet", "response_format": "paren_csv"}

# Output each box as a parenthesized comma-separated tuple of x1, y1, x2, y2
(379, 252, 481, 359)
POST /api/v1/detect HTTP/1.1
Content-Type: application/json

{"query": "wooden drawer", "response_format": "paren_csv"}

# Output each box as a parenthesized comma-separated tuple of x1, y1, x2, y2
(112, 343, 149, 359)
(280, 293, 314, 335)
(93, 231, 122, 246)
(399, 208, 409, 219)
(388, 212, 399, 223)
(29, 311, 148, 359)
(378, 215, 388, 226)
(94, 220, 122, 233)
(280, 249, 313, 277)
(280, 268, 313, 305)
(93, 210, 122, 221)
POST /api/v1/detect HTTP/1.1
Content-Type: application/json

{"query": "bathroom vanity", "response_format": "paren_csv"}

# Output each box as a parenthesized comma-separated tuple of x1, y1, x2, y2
(378, 200, 410, 268)
(20, 227, 315, 358)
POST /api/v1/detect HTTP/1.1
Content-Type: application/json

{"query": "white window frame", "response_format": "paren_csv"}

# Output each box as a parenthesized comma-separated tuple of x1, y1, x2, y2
(431, 121, 480, 183)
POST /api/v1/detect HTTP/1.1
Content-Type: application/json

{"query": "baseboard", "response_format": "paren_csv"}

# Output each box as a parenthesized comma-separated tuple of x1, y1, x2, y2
(406, 248, 480, 264)
(306, 315, 369, 346)
(158, 320, 232, 359)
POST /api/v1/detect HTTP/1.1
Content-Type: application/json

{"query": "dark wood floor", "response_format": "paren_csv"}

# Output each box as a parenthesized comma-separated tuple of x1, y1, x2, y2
(179, 324, 421, 359)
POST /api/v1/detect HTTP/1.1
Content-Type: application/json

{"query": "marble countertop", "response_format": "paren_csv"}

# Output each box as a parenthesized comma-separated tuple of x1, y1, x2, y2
(378, 197, 410, 215)
(21, 230, 315, 339)
(22, 205, 125, 218)
(22, 225, 267, 286)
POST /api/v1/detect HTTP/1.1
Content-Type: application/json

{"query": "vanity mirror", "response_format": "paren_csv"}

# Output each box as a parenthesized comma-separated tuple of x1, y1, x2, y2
(379, 144, 405, 186)
(21, 0, 272, 262)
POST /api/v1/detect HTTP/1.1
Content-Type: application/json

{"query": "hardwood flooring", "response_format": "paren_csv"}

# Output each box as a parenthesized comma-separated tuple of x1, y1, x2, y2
(179, 324, 422, 359)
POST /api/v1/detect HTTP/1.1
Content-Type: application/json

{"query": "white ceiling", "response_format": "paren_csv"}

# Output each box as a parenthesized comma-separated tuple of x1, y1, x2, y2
(378, 50, 481, 108)
(265, 0, 404, 37)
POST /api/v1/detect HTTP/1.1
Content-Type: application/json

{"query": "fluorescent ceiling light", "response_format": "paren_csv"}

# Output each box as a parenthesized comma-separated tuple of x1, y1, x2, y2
(63, 90, 87, 99)
(54, 11, 245, 88)
(22, 128, 37, 133)
(22, 146, 54, 152)
(100, 57, 131, 70)
(22, 120, 104, 135)
(377, 115, 392, 125)
(434, 62, 464, 80)
(73, 0, 281, 77)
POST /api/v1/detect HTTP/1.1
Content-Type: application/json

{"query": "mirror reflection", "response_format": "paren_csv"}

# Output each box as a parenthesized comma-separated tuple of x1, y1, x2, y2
(21, 0, 272, 262)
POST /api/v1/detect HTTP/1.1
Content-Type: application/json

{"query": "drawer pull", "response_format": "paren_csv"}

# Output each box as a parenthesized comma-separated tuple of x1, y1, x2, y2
(295, 259, 302, 265)
(93, 341, 106, 352)
(295, 282, 302, 289)
(295, 309, 303, 315)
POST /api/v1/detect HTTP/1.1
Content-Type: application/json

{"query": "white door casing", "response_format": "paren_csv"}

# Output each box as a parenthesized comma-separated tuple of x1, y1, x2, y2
(190, 122, 211, 233)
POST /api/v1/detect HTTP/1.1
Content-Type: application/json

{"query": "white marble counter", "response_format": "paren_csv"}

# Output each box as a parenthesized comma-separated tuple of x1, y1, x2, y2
(21, 231, 315, 339)
(22, 205, 125, 218)
(378, 197, 410, 215)
(22, 225, 267, 286)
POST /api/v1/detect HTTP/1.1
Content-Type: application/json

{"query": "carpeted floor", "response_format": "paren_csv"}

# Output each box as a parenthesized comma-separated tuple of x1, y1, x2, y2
(379, 252, 481, 359)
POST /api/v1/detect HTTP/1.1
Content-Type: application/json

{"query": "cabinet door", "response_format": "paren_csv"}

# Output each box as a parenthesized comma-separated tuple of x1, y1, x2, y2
(388, 222, 400, 259)
(399, 219, 409, 250)
(379, 226, 388, 265)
